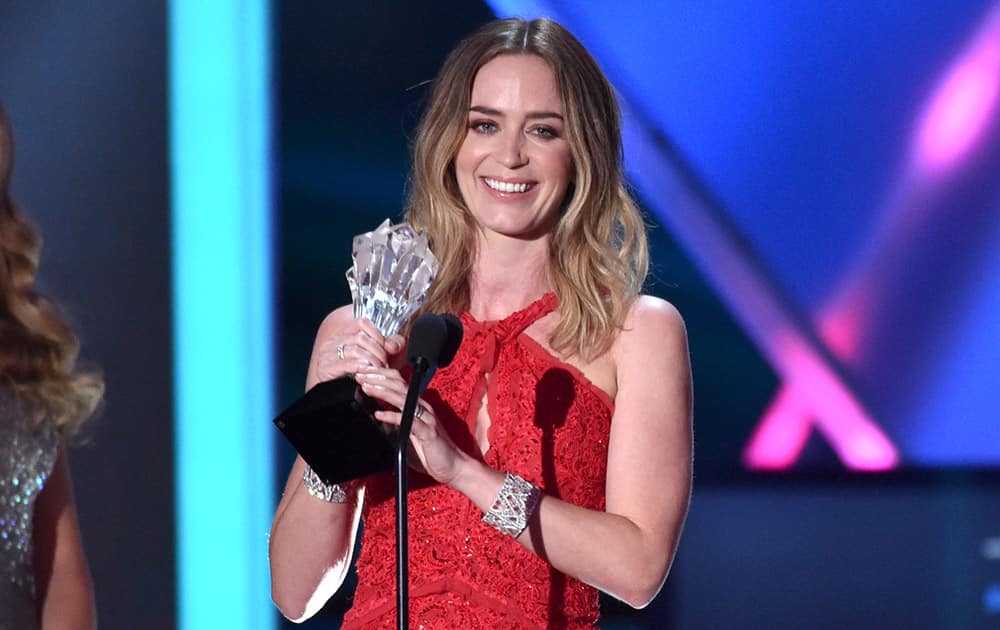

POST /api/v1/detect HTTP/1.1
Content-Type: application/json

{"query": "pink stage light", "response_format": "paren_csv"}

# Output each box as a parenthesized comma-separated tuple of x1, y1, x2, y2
(745, 3, 1000, 472)
(742, 386, 812, 470)
(745, 333, 899, 472)
(816, 290, 870, 363)
(914, 5, 1000, 175)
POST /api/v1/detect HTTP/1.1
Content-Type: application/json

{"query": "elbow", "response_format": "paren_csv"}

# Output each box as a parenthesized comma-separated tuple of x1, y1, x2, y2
(618, 559, 670, 609)
(269, 556, 348, 623)
(269, 547, 304, 621)
(271, 584, 309, 623)
(268, 532, 317, 622)
(269, 551, 314, 623)
(619, 581, 661, 610)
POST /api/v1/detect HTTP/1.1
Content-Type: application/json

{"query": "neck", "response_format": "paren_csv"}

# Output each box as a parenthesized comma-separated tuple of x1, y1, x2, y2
(468, 233, 552, 320)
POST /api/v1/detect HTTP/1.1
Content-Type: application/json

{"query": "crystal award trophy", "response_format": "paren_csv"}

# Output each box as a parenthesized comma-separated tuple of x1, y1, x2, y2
(273, 219, 439, 484)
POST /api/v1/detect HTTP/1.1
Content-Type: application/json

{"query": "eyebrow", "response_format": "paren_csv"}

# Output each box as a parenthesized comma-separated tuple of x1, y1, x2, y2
(469, 105, 563, 120)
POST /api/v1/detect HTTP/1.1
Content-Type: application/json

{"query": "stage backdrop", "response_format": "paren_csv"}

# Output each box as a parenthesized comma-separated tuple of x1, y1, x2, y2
(4, 1, 999, 628)
(0, 2, 174, 628)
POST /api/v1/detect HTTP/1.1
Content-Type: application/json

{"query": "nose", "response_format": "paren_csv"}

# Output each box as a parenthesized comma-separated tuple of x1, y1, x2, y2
(496, 129, 527, 168)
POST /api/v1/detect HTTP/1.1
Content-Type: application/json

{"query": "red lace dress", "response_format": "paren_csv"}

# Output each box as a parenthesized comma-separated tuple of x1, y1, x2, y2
(341, 293, 615, 629)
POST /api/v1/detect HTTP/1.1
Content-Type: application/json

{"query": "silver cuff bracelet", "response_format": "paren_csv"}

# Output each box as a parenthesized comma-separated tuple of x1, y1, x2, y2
(302, 465, 353, 503)
(482, 472, 541, 538)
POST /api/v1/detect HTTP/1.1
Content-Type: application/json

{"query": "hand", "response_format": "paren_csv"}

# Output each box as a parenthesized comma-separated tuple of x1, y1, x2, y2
(313, 316, 405, 384)
(354, 366, 469, 485)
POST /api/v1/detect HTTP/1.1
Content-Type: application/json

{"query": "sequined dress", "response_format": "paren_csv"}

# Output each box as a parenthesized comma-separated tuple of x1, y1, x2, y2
(0, 390, 57, 630)
(341, 293, 615, 629)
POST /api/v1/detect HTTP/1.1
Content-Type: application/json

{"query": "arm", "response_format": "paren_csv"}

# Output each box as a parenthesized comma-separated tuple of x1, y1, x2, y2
(33, 444, 96, 630)
(359, 296, 693, 608)
(268, 305, 403, 621)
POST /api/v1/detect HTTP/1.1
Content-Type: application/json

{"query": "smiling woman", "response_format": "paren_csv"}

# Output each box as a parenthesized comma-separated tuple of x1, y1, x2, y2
(269, 17, 693, 629)
(455, 55, 575, 245)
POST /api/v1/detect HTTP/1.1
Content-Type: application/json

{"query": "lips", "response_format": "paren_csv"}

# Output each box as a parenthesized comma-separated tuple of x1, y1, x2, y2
(483, 177, 535, 194)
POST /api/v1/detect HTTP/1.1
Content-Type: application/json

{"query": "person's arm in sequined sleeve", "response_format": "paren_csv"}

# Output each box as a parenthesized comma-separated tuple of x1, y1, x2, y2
(33, 444, 96, 630)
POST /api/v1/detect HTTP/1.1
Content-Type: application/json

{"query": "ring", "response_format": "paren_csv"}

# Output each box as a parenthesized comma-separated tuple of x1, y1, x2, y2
(415, 405, 424, 420)
(337, 343, 345, 360)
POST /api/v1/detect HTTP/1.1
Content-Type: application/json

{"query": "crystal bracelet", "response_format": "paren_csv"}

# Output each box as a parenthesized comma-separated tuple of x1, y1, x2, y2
(482, 472, 541, 538)
(302, 465, 354, 503)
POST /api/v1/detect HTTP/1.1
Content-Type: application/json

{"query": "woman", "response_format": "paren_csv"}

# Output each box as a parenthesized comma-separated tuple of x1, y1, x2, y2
(270, 17, 692, 628)
(0, 103, 104, 629)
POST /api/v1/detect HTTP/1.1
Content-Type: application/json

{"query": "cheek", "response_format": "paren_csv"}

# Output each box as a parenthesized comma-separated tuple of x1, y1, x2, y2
(453, 156, 477, 208)
(454, 138, 483, 182)
(453, 147, 475, 195)
(555, 156, 575, 194)
(550, 144, 574, 180)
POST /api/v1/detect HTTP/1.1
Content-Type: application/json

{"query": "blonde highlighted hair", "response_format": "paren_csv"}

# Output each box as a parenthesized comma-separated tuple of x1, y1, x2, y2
(406, 17, 648, 360)
(0, 103, 103, 435)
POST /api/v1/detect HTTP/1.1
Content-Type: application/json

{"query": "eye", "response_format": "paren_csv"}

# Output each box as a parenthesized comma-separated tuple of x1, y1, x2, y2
(530, 126, 559, 139)
(470, 120, 497, 134)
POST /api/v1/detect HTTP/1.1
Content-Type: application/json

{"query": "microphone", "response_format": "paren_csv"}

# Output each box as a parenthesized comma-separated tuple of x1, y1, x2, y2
(406, 312, 463, 370)
(400, 311, 464, 432)
(396, 312, 463, 629)
(439, 313, 463, 367)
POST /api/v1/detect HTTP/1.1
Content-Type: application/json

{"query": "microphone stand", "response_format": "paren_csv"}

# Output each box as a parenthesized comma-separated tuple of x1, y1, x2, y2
(396, 357, 429, 630)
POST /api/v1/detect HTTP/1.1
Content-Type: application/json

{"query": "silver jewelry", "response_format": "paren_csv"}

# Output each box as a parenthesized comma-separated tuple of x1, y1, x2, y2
(482, 472, 541, 538)
(337, 343, 346, 360)
(302, 465, 352, 503)
(414, 404, 424, 420)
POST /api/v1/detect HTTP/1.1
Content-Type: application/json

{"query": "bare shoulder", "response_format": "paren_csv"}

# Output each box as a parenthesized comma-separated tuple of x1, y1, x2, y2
(616, 295, 687, 354)
(608, 295, 689, 393)
(604, 295, 690, 401)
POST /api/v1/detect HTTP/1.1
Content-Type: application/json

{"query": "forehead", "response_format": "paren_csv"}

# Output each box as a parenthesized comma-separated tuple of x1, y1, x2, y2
(469, 54, 562, 113)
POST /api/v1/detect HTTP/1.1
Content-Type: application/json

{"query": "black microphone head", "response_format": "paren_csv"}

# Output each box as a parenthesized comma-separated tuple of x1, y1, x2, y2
(438, 313, 463, 368)
(407, 313, 449, 368)
(407, 312, 465, 369)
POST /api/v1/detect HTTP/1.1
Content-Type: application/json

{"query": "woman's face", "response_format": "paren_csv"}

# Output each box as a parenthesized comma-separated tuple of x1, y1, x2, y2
(454, 54, 574, 243)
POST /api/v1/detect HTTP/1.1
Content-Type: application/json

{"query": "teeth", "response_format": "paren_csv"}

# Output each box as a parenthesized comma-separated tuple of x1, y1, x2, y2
(485, 178, 530, 193)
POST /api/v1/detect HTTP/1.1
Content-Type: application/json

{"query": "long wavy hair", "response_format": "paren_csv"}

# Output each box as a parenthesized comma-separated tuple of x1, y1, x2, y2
(0, 103, 103, 435)
(406, 17, 648, 360)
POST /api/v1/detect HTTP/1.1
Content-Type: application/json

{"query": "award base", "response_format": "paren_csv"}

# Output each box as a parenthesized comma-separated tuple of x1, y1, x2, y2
(273, 377, 396, 485)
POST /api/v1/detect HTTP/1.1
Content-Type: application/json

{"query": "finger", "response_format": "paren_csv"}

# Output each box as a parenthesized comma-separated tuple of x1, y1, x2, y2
(315, 357, 372, 382)
(374, 409, 401, 426)
(319, 336, 377, 368)
(409, 406, 438, 442)
(334, 338, 385, 367)
(385, 334, 406, 355)
(358, 377, 408, 410)
(356, 317, 385, 340)
(374, 408, 436, 441)
(356, 319, 393, 355)
(355, 365, 406, 384)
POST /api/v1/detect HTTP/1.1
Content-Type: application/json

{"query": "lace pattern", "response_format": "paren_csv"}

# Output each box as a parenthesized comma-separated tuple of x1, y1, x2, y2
(343, 294, 614, 629)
